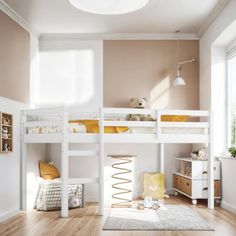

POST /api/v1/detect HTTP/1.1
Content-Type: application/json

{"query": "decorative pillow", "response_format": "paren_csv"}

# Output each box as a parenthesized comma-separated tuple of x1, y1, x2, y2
(39, 161, 60, 180)
(68, 123, 87, 133)
(142, 172, 165, 199)
(161, 115, 189, 122)
(35, 184, 83, 211)
(69, 120, 99, 133)
(69, 120, 128, 133)
(115, 126, 129, 133)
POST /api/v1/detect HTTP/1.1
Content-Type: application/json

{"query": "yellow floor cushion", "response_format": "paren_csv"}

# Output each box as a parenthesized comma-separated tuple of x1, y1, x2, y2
(39, 161, 60, 180)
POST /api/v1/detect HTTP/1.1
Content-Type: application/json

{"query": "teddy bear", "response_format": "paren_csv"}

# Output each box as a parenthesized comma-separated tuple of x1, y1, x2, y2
(126, 98, 156, 121)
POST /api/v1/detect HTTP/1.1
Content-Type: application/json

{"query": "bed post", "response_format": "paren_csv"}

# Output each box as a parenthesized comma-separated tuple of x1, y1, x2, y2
(61, 107, 69, 217)
(98, 107, 104, 215)
(20, 111, 27, 211)
(208, 111, 214, 209)
(159, 143, 165, 173)
(156, 110, 164, 173)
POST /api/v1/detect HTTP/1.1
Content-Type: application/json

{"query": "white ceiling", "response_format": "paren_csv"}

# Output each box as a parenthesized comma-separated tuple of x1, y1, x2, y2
(2, 0, 228, 36)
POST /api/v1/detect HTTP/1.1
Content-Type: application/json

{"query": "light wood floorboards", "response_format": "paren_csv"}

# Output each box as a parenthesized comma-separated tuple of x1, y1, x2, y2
(0, 196, 236, 236)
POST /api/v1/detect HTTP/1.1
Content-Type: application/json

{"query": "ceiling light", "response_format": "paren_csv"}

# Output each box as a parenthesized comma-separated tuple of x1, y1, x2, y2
(69, 0, 150, 15)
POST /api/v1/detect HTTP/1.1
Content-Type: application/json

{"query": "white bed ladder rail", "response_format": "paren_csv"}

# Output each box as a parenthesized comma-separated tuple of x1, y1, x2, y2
(68, 145, 99, 185)
(68, 150, 98, 157)
(98, 107, 104, 215)
(62, 107, 104, 217)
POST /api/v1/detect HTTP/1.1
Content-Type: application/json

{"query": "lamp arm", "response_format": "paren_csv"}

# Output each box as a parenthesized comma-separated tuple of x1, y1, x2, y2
(177, 64, 181, 77)
(178, 58, 195, 66)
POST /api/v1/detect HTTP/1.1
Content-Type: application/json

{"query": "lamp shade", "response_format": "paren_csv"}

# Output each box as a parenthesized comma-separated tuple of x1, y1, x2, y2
(69, 0, 149, 15)
(173, 76, 186, 87)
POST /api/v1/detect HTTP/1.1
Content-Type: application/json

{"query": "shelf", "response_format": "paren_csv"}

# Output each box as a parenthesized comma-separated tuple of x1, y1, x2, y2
(173, 187, 221, 200)
(173, 172, 192, 179)
(1, 112, 13, 153)
(2, 124, 12, 127)
(173, 188, 192, 198)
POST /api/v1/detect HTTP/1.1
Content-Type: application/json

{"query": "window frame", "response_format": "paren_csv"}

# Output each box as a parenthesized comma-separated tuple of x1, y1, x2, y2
(226, 41, 236, 147)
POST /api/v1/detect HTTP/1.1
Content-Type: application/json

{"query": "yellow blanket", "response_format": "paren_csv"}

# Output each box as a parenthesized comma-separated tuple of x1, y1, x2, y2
(69, 120, 129, 133)
(161, 115, 189, 122)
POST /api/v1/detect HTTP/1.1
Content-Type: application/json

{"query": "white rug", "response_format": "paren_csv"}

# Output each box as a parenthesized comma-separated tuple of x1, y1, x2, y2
(103, 205, 214, 231)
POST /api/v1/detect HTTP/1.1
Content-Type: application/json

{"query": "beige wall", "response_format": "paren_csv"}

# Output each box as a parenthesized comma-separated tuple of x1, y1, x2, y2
(103, 40, 199, 195)
(0, 10, 30, 104)
(104, 40, 199, 109)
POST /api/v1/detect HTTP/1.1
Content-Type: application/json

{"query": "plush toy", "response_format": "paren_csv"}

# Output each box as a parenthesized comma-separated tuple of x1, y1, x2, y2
(191, 147, 207, 160)
(126, 98, 155, 121)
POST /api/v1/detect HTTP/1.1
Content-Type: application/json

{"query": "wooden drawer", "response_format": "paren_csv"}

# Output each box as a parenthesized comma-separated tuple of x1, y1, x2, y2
(173, 174, 221, 199)
(192, 180, 221, 198)
(173, 174, 179, 189)
(214, 180, 221, 197)
(173, 174, 191, 196)
(181, 177, 191, 196)
(192, 161, 220, 180)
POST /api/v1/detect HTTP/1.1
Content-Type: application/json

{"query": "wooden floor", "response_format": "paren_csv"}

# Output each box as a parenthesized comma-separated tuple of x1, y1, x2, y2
(1, 195, 236, 236)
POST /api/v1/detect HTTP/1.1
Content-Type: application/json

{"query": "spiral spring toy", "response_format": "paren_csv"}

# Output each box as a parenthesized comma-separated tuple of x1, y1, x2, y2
(108, 154, 135, 208)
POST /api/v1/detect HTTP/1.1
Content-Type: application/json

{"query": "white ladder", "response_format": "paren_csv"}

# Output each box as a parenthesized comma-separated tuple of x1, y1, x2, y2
(61, 108, 104, 217)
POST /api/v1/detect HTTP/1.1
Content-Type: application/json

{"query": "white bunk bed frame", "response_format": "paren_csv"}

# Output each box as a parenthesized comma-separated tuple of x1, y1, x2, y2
(21, 107, 214, 217)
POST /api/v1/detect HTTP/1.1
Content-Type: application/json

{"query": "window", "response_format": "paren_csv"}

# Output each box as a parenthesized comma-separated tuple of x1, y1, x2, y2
(31, 40, 102, 110)
(227, 54, 236, 146)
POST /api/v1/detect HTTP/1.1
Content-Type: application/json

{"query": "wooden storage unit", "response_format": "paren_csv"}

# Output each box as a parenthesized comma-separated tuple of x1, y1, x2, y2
(0, 112, 13, 152)
(173, 158, 221, 205)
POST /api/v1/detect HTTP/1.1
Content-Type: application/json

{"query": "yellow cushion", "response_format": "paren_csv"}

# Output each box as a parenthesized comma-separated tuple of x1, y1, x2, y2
(87, 124, 117, 133)
(39, 161, 60, 180)
(115, 126, 129, 133)
(161, 115, 189, 122)
(143, 173, 165, 199)
(69, 120, 128, 133)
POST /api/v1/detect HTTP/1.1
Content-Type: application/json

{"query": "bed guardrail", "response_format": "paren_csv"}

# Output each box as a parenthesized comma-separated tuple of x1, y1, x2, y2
(101, 108, 210, 143)
(21, 107, 210, 143)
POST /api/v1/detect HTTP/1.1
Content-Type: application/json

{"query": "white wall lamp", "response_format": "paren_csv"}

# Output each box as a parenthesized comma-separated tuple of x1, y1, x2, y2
(173, 58, 195, 87)
(69, 0, 150, 15)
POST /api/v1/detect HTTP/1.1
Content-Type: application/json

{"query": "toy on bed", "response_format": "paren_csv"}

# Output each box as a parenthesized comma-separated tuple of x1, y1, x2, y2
(191, 147, 207, 160)
(34, 161, 84, 211)
(126, 98, 156, 121)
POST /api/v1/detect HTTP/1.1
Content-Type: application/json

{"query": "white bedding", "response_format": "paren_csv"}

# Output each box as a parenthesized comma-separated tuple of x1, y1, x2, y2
(28, 123, 87, 134)
(27, 124, 205, 135)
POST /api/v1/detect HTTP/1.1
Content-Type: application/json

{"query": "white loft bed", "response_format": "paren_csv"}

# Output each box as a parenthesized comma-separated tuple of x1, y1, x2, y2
(21, 107, 214, 217)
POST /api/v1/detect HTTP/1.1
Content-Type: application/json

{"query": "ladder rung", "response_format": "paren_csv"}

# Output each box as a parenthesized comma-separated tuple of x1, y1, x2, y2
(68, 177, 98, 184)
(68, 150, 98, 157)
